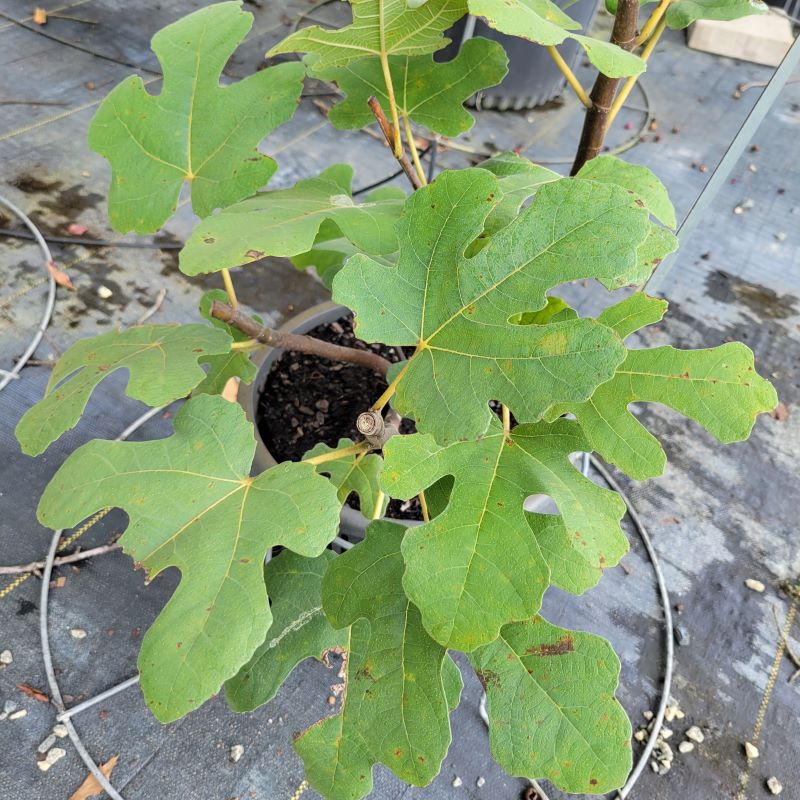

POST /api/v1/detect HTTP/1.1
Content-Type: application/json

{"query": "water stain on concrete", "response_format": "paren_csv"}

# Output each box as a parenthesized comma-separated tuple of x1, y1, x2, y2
(705, 269, 799, 320)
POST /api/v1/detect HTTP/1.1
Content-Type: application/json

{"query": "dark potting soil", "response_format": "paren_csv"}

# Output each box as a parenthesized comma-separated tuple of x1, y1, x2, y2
(257, 314, 422, 520)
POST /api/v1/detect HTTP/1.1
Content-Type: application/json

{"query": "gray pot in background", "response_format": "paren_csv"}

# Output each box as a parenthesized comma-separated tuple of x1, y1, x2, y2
(440, 2, 601, 110)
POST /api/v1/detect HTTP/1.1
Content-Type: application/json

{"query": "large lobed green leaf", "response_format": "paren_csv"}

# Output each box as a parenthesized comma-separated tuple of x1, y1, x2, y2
(549, 293, 778, 479)
(294, 521, 458, 800)
(225, 550, 347, 712)
(383, 419, 626, 650)
(180, 165, 405, 276)
(269, 0, 468, 70)
(37, 395, 340, 722)
(470, 616, 631, 794)
(16, 324, 231, 456)
(468, 0, 645, 78)
(314, 37, 508, 136)
(333, 167, 653, 443)
(89, 2, 304, 233)
(478, 154, 677, 281)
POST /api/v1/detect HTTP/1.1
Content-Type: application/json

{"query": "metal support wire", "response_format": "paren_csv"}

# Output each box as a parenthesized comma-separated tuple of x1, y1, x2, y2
(646, 33, 800, 296)
(0, 194, 56, 393)
(588, 455, 674, 800)
(56, 676, 140, 723)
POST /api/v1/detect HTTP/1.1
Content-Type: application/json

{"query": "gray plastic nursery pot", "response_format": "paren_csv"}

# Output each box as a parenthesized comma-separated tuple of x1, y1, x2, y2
(238, 301, 403, 538)
(441, 0, 602, 111)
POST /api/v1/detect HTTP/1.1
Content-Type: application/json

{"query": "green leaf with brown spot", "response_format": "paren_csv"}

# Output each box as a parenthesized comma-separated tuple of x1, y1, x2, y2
(549, 293, 778, 479)
(180, 165, 405, 276)
(469, 616, 632, 794)
(577, 155, 676, 229)
(225, 550, 347, 712)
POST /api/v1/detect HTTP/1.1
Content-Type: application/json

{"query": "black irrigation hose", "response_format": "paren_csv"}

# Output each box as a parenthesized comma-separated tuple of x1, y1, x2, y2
(0, 9, 162, 75)
(353, 145, 433, 196)
(0, 227, 182, 249)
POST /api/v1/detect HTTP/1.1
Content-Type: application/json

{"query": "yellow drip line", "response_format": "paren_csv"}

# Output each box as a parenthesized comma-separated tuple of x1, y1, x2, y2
(734, 595, 798, 800)
(0, 508, 112, 602)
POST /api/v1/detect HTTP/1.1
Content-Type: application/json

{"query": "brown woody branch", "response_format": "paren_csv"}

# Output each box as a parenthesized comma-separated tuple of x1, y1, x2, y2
(211, 301, 392, 376)
(570, 0, 640, 175)
(367, 96, 423, 190)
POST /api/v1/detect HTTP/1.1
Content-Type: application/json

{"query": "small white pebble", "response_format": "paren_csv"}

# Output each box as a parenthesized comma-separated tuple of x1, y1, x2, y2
(656, 742, 674, 763)
(37, 734, 57, 754)
(685, 726, 704, 743)
(267, 718, 273, 725)
(46, 747, 66, 767)
(660, 727, 673, 740)
(678, 741, 695, 754)
(0, 649, 12, 665)
(9, 709, 27, 720)
(774, 232, 787, 242)
(674, 708, 685, 720)
(766, 776, 783, 795)
(664, 706, 677, 722)
(70, 628, 87, 640)
(634, 729, 647, 742)
(452, 776, 462, 788)
(3, 700, 18, 714)
(229, 744, 244, 763)
(52, 723, 68, 738)
(748, 163, 758, 173)
(476, 776, 485, 788)
(744, 741, 759, 759)
(37, 760, 51, 773)
(745, 579, 765, 593)
(650, 760, 659, 772)
(97, 285, 113, 299)
(643, 710, 654, 721)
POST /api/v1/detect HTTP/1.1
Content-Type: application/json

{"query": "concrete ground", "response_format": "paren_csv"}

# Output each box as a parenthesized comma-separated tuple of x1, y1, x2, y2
(0, 1, 798, 799)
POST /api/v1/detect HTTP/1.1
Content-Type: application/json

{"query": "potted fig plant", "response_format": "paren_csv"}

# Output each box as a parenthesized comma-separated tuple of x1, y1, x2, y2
(17, 0, 775, 797)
